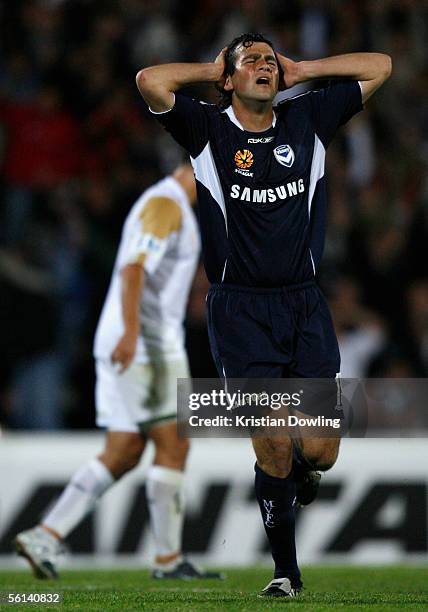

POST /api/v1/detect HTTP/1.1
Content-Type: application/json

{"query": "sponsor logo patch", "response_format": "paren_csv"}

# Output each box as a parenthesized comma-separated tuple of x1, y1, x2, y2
(274, 144, 295, 168)
(138, 233, 162, 253)
(235, 168, 254, 178)
(248, 136, 274, 144)
(230, 179, 305, 204)
(234, 149, 254, 169)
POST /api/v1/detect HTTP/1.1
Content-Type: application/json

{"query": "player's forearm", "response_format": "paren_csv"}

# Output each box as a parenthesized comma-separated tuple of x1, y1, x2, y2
(296, 53, 392, 84)
(120, 263, 144, 333)
(136, 62, 222, 112)
(138, 62, 222, 91)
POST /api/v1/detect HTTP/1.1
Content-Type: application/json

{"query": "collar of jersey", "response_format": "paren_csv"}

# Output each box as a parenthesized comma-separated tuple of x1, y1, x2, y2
(222, 105, 277, 131)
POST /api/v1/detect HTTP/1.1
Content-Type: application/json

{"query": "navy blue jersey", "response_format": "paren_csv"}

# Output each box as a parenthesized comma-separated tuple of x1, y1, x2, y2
(152, 80, 362, 287)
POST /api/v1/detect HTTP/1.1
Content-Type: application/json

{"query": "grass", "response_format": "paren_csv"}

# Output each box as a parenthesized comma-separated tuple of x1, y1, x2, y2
(0, 566, 427, 610)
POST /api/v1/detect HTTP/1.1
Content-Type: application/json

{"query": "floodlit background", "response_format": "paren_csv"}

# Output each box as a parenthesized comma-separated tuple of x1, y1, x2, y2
(0, 0, 427, 567)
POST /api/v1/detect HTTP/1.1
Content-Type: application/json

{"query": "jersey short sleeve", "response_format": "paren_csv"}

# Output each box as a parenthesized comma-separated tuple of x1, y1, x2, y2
(122, 197, 182, 274)
(309, 80, 363, 148)
(150, 93, 209, 158)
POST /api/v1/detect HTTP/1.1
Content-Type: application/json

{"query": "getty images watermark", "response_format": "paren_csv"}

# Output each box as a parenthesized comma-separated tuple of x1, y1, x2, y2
(187, 388, 341, 430)
(177, 378, 428, 438)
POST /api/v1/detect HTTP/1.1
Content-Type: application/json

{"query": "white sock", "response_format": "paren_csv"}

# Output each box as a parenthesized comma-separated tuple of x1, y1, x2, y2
(146, 465, 185, 560)
(43, 458, 114, 539)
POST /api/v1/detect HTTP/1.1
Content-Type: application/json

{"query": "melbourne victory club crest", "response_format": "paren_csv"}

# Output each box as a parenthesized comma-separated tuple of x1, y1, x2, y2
(274, 144, 295, 168)
(234, 149, 254, 177)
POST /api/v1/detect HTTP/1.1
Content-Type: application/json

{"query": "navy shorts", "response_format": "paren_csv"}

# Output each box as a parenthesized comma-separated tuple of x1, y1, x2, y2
(206, 281, 340, 380)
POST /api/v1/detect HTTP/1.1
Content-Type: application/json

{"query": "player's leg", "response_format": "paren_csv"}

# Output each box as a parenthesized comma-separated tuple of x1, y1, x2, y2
(15, 431, 145, 579)
(289, 284, 343, 502)
(146, 420, 189, 569)
(252, 434, 302, 597)
(144, 357, 223, 579)
(292, 430, 340, 510)
(43, 431, 145, 538)
(291, 381, 342, 506)
(293, 407, 341, 496)
(297, 433, 340, 472)
(207, 285, 301, 596)
(15, 358, 147, 578)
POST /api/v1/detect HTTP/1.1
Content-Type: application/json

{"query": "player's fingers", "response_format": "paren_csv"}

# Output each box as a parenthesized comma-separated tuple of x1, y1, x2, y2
(111, 349, 126, 366)
(214, 46, 227, 63)
(118, 357, 132, 374)
(214, 47, 227, 91)
(111, 348, 120, 363)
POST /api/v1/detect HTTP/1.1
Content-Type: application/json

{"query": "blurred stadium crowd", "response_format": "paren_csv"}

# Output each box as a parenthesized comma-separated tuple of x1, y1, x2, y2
(0, 0, 427, 429)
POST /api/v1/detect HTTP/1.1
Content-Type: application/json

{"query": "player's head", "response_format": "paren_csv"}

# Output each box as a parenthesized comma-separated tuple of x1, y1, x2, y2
(219, 33, 283, 108)
(172, 163, 197, 205)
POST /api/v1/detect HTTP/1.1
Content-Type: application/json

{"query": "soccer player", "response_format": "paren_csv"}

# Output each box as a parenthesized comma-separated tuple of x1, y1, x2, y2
(136, 33, 391, 597)
(15, 165, 220, 580)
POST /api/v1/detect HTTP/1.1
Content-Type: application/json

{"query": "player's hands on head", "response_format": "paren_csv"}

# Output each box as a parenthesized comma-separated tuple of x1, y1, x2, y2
(214, 47, 227, 91)
(276, 53, 300, 90)
(111, 331, 138, 373)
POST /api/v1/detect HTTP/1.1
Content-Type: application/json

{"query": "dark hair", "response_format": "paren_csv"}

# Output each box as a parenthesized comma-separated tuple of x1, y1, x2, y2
(218, 32, 282, 108)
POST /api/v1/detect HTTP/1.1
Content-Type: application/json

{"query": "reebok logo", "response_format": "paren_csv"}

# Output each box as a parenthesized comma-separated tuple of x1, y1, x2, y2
(248, 137, 274, 144)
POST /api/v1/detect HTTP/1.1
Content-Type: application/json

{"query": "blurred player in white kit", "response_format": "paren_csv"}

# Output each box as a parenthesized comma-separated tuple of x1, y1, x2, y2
(15, 164, 221, 580)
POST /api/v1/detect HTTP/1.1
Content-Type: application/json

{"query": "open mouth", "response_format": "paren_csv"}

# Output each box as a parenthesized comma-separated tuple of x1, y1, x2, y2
(256, 76, 270, 85)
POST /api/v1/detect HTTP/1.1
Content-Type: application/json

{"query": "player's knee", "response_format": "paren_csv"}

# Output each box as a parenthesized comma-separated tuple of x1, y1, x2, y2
(253, 437, 292, 478)
(150, 421, 190, 469)
(311, 456, 336, 472)
(177, 436, 190, 458)
(122, 446, 144, 472)
(166, 436, 189, 463)
(155, 437, 189, 469)
(101, 438, 144, 477)
(303, 440, 339, 472)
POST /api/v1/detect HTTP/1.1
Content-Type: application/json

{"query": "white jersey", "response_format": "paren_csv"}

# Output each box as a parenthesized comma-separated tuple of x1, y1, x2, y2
(94, 176, 200, 363)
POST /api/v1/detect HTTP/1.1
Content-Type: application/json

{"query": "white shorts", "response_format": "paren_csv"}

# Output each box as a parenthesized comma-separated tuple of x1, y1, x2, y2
(95, 356, 190, 433)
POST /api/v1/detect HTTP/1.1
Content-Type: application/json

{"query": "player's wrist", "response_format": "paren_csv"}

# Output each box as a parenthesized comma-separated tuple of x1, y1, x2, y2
(280, 59, 306, 88)
(124, 322, 139, 336)
(295, 60, 315, 84)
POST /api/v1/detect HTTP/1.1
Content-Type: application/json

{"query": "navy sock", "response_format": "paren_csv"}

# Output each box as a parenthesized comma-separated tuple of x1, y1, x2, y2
(254, 463, 301, 585)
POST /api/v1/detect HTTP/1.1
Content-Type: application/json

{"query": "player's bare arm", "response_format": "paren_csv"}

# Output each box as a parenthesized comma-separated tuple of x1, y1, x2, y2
(111, 262, 144, 373)
(136, 48, 226, 112)
(278, 52, 392, 102)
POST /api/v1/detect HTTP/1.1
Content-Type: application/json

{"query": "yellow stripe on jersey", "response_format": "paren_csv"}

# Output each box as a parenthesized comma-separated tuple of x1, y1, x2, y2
(139, 197, 182, 238)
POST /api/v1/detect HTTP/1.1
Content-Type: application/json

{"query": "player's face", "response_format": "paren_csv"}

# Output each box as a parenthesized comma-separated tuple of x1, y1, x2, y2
(224, 42, 279, 104)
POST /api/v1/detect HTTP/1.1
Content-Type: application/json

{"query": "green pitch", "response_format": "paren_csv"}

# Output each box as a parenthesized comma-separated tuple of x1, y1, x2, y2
(0, 566, 427, 611)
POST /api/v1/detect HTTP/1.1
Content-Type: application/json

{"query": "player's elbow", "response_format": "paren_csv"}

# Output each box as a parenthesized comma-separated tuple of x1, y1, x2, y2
(380, 54, 392, 80)
(135, 68, 175, 112)
(136, 68, 152, 95)
(136, 67, 165, 97)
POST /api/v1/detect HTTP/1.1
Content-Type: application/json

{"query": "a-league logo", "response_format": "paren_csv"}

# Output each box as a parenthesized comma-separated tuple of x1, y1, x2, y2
(274, 144, 295, 168)
(234, 149, 254, 169)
